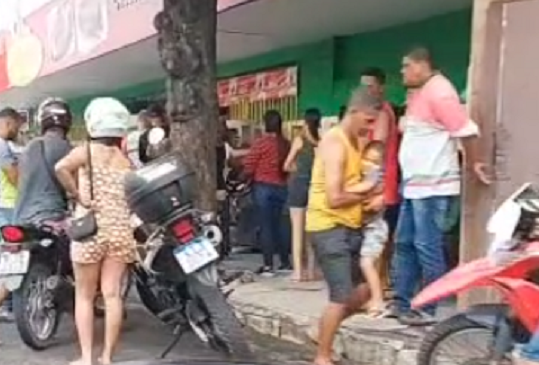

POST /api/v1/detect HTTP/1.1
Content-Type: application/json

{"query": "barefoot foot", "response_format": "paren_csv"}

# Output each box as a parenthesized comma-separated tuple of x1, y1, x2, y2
(313, 355, 335, 365)
(69, 358, 93, 365)
(98, 356, 112, 365)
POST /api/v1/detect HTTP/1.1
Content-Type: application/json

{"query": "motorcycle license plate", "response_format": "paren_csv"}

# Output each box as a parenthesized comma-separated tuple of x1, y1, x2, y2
(173, 237, 219, 274)
(0, 250, 30, 275)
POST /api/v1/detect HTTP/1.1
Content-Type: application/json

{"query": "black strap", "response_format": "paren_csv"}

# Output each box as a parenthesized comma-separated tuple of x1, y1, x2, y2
(86, 142, 94, 201)
(38, 140, 66, 200)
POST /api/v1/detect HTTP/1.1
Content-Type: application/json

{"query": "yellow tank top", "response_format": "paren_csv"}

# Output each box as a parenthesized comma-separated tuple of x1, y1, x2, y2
(306, 127, 363, 232)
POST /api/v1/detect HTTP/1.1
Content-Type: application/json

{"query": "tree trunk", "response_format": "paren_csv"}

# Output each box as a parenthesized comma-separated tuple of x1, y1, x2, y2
(155, 0, 218, 211)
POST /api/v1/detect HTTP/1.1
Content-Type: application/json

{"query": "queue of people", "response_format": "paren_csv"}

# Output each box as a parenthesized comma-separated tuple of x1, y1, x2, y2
(306, 47, 492, 365)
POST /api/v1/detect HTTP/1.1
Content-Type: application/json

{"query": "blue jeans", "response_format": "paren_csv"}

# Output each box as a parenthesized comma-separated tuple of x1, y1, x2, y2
(0, 207, 14, 311)
(393, 196, 451, 314)
(253, 182, 289, 268)
(522, 329, 539, 361)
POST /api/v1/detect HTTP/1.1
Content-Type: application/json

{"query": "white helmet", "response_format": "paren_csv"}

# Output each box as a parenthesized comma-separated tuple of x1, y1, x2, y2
(84, 97, 130, 138)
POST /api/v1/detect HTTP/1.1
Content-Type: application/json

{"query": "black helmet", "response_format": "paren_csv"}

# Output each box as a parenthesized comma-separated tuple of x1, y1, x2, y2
(36, 97, 72, 134)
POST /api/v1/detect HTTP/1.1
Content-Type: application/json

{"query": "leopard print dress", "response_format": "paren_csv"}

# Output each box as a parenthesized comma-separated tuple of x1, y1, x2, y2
(70, 157, 135, 265)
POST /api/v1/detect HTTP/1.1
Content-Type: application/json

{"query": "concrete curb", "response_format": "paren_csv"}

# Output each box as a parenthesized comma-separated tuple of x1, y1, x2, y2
(230, 299, 418, 365)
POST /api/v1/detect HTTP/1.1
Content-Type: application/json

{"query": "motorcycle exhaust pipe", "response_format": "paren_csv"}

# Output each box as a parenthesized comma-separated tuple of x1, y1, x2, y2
(202, 225, 222, 246)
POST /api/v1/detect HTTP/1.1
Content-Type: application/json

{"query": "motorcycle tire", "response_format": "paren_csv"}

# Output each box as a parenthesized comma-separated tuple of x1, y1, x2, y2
(417, 315, 494, 365)
(192, 283, 253, 360)
(13, 262, 61, 351)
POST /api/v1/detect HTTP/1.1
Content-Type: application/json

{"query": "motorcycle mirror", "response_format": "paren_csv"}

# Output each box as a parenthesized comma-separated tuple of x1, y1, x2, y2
(148, 127, 166, 146)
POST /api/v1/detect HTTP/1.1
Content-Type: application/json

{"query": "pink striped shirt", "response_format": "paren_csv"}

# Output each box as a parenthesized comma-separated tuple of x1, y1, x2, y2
(399, 74, 477, 199)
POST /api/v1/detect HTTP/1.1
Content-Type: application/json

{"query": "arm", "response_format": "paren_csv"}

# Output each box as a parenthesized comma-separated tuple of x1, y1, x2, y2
(242, 139, 261, 176)
(0, 140, 18, 186)
(346, 180, 376, 194)
(372, 109, 390, 143)
(55, 146, 87, 202)
(322, 135, 365, 209)
(283, 136, 303, 172)
(429, 82, 479, 159)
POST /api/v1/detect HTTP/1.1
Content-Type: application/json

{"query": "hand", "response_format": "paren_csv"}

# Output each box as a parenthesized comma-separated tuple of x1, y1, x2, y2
(364, 194, 384, 212)
(473, 162, 492, 185)
(78, 195, 95, 210)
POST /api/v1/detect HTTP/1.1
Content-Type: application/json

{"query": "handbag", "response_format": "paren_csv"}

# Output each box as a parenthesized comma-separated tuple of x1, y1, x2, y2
(67, 142, 98, 241)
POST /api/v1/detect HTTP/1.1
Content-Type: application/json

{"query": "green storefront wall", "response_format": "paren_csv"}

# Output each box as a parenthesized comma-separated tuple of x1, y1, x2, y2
(70, 8, 471, 120)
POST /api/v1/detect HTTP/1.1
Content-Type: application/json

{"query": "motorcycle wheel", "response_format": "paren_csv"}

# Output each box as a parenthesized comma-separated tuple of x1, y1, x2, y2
(417, 314, 501, 365)
(13, 262, 61, 351)
(192, 283, 253, 360)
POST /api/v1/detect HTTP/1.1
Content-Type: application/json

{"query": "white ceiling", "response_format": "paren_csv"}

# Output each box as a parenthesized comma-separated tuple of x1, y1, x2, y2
(0, 0, 472, 108)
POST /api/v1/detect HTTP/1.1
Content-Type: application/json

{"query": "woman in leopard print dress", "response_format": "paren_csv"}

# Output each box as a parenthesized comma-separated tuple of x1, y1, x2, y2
(56, 98, 133, 365)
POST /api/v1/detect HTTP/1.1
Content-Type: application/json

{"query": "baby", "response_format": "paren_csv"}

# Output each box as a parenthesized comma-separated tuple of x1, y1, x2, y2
(346, 140, 389, 317)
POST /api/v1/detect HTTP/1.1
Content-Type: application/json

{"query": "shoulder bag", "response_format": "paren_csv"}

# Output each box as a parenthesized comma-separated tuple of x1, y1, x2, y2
(67, 142, 98, 241)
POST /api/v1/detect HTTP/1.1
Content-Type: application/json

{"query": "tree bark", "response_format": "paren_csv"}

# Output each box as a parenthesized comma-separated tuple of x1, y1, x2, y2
(155, 0, 218, 211)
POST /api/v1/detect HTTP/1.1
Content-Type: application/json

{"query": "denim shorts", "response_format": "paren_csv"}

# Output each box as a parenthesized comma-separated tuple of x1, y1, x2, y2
(287, 177, 310, 208)
(310, 226, 364, 304)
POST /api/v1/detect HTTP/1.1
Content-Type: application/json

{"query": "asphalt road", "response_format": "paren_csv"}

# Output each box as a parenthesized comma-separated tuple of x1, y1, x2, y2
(0, 305, 312, 365)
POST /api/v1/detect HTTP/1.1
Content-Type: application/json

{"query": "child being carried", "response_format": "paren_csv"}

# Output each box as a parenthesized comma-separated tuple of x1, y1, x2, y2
(346, 140, 389, 317)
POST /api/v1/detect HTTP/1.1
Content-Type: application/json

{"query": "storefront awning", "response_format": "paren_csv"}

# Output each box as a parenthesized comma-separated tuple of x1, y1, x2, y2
(0, 0, 471, 108)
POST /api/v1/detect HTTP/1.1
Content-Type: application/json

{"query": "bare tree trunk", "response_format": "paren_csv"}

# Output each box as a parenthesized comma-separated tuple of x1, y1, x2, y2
(155, 0, 218, 211)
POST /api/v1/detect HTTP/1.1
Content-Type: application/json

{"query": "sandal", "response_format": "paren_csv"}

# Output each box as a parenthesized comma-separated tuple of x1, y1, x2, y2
(364, 304, 392, 319)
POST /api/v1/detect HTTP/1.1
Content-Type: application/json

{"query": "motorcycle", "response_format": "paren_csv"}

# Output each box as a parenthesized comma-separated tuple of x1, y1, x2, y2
(0, 222, 131, 350)
(124, 127, 253, 359)
(413, 183, 539, 365)
(219, 170, 253, 257)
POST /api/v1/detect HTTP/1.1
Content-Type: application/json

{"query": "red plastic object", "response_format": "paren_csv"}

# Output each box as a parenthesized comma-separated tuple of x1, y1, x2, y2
(412, 241, 539, 332)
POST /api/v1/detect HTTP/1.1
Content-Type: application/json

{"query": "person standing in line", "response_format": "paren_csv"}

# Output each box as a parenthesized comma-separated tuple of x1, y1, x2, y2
(243, 110, 291, 276)
(0, 107, 22, 322)
(359, 67, 401, 296)
(123, 110, 151, 168)
(56, 98, 134, 365)
(283, 108, 321, 282)
(307, 89, 383, 365)
(138, 103, 169, 164)
(393, 47, 491, 325)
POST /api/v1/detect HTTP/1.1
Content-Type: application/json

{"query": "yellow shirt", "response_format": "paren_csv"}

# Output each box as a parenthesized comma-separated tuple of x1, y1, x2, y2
(306, 126, 363, 232)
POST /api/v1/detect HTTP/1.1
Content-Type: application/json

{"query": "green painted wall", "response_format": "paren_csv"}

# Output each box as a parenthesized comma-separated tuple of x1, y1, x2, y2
(71, 8, 471, 120)
(332, 8, 472, 110)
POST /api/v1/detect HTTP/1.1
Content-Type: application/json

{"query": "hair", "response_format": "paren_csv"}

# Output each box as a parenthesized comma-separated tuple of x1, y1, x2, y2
(0, 107, 20, 121)
(360, 67, 386, 85)
(263, 109, 289, 178)
(91, 136, 123, 148)
(406, 46, 436, 70)
(146, 103, 166, 120)
(346, 88, 383, 114)
(219, 106, 230, 118)
(338, 105, 347, 121)
(304, 108, 321, 142)
(264, 109, 283, 134)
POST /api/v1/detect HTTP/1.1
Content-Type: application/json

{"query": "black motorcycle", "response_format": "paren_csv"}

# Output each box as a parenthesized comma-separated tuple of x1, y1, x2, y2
(123, 131, 252, 360)
(0, 223, 130, 350)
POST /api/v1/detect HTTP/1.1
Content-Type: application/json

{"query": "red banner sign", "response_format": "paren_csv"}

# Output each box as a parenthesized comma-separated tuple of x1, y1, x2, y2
(218, 66, 298, 106)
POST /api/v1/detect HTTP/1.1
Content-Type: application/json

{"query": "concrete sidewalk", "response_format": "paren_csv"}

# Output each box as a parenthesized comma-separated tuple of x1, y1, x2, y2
(223, 253, 451, 365)
(229, 276, 424, 365)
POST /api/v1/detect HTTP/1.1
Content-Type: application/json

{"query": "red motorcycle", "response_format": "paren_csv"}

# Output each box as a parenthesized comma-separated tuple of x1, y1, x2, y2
(413, 183, 539, 365)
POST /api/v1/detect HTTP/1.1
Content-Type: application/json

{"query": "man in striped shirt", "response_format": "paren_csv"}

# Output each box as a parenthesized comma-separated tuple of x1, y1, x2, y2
(393, 47, 491, 325)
